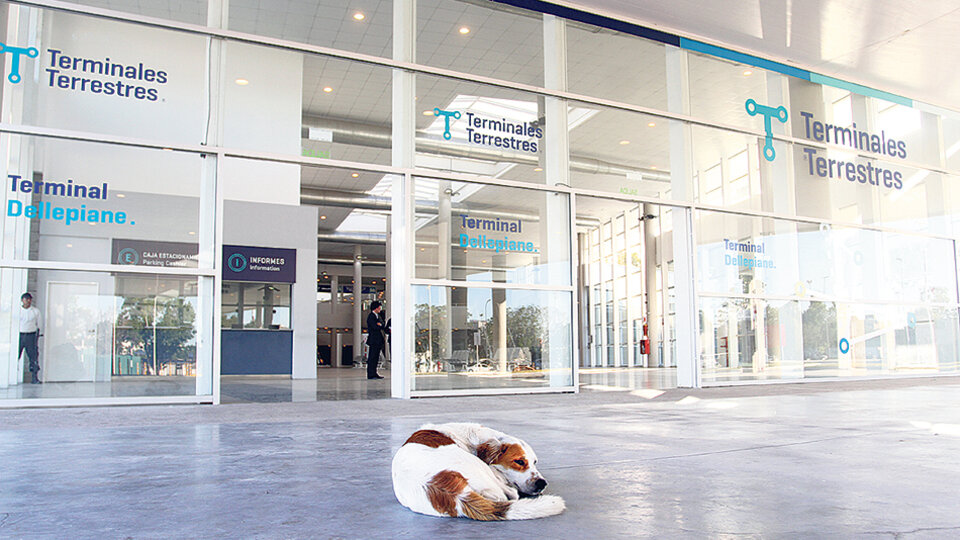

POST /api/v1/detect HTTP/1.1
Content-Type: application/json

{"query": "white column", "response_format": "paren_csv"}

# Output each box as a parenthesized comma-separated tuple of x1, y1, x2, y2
(666, 45, 699, 387)
(0, 5, 40, 389)
(353, 244, 363, 364)
(384, 219, 392, 365)
(438, 181, 453, 358)
(201, 0, 229, 402)
(543, 14, 573, 387)
(643, 203, 661, 368)
(390, 0, 415, 398)
(330, 275, 341, 368)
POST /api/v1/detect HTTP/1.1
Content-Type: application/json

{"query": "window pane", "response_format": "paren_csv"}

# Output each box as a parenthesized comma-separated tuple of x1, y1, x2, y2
(417, 0, 543, 87)
(414, 178, 571, 286)
(59, 0, 207, 25)
(1, 136, 206, 267)
(3, 5, 208, 144)
(411, 285, 573, 392)
(566, 23, 667, 110)
(0, 268, 206, 399)
(229, 1, 393, 58)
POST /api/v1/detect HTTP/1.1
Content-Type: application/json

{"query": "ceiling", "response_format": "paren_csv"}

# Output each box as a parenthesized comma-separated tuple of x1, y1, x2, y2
(564, 0, 960, 112)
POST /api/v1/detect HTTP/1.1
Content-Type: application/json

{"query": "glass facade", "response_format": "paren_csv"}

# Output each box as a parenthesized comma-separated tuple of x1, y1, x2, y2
(0, 0, 958, 405)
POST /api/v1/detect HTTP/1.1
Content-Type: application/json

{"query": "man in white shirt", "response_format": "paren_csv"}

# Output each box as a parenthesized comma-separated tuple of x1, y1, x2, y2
(19, 292, 42, 384)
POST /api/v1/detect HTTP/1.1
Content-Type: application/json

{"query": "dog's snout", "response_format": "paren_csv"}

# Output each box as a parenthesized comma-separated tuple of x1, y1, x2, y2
(534, 478, 547, 491)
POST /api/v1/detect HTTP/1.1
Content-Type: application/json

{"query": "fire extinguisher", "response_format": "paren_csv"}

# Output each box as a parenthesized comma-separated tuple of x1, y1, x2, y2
(640, 320, 650, 355)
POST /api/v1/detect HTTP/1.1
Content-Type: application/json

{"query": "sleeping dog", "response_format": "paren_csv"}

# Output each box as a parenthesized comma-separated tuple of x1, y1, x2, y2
(392, 422, 565, 520)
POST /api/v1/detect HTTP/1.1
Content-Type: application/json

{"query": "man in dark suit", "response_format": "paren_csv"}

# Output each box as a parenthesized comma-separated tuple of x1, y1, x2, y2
(366, 301, 385, 380)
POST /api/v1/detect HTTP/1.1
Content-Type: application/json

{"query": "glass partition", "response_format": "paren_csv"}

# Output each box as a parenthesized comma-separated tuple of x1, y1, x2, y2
(415, 73, 550, 184)
(229, 0, 393, 57)
(696, 208, 960, 383)
(411, 285, 573, 392)
(222, 42, 393, 166)
(0, 4, 208, 145)
(567, 100, 674, 198)
(0, 268, 209, 399)
(417, 0, 544, 87)
(565, 23, 667, 110)
(414, 177, 570, 286)
(1, 135, 206, 266)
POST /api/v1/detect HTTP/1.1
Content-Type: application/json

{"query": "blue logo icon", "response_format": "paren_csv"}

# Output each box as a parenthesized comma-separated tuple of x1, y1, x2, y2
(117, 248, 139, 265)
(0, 43, 38, 84)
(745, 99, 788, 161)
(838, 338, 850, 354)
(227, 253, 247, 272)
(434, 108, 461, 140)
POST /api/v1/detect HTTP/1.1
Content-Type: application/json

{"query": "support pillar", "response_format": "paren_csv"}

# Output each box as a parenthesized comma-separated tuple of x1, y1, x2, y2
(542, 13, 574, 387)
(439, 181, 453, 359)
(643, 203, 661, 368)
(666, 45, 699, 387)
(353, 245, 363, 364)
(390, 0, 415, 398)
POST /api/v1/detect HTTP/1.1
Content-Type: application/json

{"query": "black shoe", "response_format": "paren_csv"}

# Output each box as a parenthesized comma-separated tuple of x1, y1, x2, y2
(367, 375, 384, 379)
(30, 375, 40, 384)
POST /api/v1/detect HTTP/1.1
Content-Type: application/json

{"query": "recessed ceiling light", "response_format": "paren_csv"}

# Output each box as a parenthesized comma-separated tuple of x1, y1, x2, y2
(116, 193, 126, 198)
(420, 248, 425, 251)
(235, 78, 249, 86)
(423, 110, 435, 116)
(534, 167, 543, 172)
(619, 140, 630, 145)
(647, 122, 656, 127)
(323, 87, 333, 93)
(188, 231, 196, 235)
(650, 166, 658, 170)
(459, 26, 470, 35)
(320, 215, 327, 220)
(351, 173, 359, 178)
(372, 280, 377, 284)
(66, 243, 73, 248)
(743, 70, 753, 76)
(353, 12, 365, 21)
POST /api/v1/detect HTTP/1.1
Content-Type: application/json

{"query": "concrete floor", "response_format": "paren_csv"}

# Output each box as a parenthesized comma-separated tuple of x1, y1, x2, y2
(2, 377, 960, 538)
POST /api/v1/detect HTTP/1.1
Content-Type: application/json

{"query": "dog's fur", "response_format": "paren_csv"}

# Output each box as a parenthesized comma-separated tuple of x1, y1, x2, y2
(392, 422, 565, 520)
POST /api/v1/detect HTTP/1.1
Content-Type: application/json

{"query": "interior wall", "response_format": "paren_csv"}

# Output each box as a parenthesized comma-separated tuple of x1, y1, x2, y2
(224, 200, 318, 379)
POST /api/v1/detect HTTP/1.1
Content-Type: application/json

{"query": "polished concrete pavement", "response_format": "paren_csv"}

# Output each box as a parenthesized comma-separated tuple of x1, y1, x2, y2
(2, 377, 960, 538)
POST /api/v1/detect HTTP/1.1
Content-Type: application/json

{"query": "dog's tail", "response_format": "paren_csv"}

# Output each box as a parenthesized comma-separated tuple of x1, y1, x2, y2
(458, 491, 566, 521)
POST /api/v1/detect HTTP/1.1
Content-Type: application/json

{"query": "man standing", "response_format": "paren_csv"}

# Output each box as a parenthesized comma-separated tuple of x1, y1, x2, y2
(366, 301, 385, 380)
(19, 292, 42, 384)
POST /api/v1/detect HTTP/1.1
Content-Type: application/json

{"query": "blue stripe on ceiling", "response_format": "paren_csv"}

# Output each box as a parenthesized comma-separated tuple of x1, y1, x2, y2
(678, 38, 811, 81)
(810, 73, 912, 107)
(488, 0, 915, 108)
(489, 0, 680, 46)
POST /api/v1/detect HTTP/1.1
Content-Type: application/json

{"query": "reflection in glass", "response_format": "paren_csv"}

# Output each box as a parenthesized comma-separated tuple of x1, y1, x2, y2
(700, 297, 960, 383)
(221, 282, 292, 330)
(414, 178, 571, 286)
(0, 269, 204, 399)
(411, 286, 573, 392)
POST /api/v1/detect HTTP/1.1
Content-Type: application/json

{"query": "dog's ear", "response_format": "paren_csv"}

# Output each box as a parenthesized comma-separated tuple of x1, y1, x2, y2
(476, 441, 508, 464)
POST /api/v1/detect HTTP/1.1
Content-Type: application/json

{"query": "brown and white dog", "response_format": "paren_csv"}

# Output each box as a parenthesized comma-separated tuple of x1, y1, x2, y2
(392, 422, 565, 521)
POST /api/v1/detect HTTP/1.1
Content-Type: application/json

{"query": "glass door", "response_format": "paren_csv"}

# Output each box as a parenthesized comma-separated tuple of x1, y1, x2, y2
(575, 195, 678, 391)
